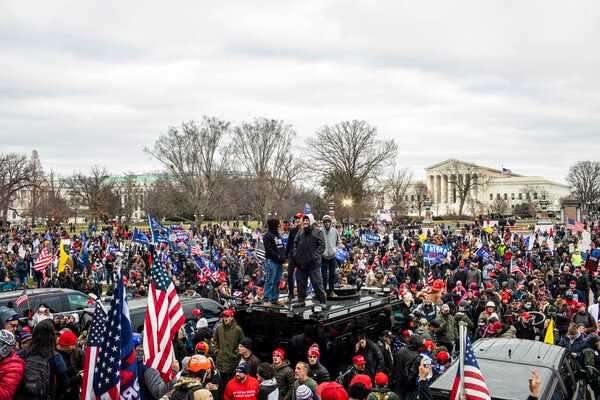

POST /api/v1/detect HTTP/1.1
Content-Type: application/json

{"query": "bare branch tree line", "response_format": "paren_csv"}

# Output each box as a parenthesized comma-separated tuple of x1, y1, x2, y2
(2, 124, 599, 225)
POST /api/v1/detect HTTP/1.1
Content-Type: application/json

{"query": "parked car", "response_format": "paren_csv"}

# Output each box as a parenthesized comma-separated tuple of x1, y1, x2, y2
(0, 287, 93, 320)
(429, 338, 593, 400)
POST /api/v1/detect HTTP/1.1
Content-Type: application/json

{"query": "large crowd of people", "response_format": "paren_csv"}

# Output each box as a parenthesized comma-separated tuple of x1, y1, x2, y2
(0, 214, 597, 399)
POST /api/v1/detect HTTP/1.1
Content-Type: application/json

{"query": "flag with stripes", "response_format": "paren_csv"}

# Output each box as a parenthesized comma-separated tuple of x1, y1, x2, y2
(15, 289, 29, 307)
(450, 336, 491, 400)
(34, 245, 53, 272)
(143, 254, 185, 381)
(567, 218, 585, 233)
(191, 244, 202, 256)
(81, 301, 107, 400)
(255, 240, 266, 261)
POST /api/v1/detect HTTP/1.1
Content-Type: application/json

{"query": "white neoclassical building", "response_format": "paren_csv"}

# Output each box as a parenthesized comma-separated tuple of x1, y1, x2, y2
(423, 159, 570, 216)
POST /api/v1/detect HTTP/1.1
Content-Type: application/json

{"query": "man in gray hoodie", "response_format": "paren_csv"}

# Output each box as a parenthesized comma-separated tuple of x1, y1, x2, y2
(320, 215, 339, 297)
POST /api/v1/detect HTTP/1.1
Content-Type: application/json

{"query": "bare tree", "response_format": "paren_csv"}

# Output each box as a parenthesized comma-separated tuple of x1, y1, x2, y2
(384, 167, 413, 215)
(144, 176, 192, 220)
(307, 120, 398, 202)
(489, 198, 510, 216)
(566, 161, 600, 213)
(444, 161, 489, 216)
(146, 117, 230, 223)
(232, 118, 302, 221)
(37, 171, 72, 224)
(66, 166, 118, 223)
(0, 153, 34, 223)
(412, 181, 430, 217)
(117, 173, 138, 224)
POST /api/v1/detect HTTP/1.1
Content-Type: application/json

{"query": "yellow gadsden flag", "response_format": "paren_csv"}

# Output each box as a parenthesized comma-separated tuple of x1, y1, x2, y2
(544, 319, 555, 345)
(58, 239, 70, 273)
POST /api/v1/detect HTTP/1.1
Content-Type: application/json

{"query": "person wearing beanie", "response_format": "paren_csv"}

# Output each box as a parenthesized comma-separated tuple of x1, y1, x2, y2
(0, 329, 24, 399)
(239, 337, 261, 377)
(224, 362, 259, 400)
(272, 348, 294, 400)
(291, 362, 318, 400)
(295, 384, 314, 400)
(292, 215, 328, 306)
(366, 372, 399, 400)
(307, 344, 330, 383)
(0, 306, 19, 335)
(263, 218, 287, 306)
(214, 308, 245, 385)
(320, 214, 339, 298)
(317, 382, 349, 400)
(258, 362, 280, 400)
(56, 328, 85, 400)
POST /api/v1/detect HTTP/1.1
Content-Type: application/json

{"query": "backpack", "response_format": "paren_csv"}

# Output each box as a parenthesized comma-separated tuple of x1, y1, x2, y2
(161, 377, 204, 400)
(17, 354, 51, 399)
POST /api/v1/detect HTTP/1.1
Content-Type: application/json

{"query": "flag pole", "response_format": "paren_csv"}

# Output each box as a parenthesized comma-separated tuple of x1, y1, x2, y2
(459, 321, 466, 400)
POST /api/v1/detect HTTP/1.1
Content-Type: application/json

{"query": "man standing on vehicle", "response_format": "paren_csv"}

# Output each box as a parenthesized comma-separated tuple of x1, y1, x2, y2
(320, 215, 339, 298)
(293, 215, 327, 307)
(263, 219, 287, 306)
(286, 213, 303, 303)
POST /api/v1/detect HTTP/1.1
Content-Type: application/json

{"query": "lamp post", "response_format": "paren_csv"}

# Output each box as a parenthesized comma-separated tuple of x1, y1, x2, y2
(342, 197, 353, 225)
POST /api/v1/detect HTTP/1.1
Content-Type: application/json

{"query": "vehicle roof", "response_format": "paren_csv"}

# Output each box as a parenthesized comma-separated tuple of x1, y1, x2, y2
(474, 338, 565, 369)
(127, 295, 219, 309)
(430, 339, 565, 400)
(0, 288, 83, 299)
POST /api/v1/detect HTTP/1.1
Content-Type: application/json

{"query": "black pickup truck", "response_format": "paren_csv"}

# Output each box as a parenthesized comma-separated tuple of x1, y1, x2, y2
(429, 338, 593, 400)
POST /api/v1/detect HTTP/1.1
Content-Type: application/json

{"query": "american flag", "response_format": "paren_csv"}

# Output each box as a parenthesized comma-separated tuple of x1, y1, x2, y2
(143, 254, 185, 381)
(566, 218, 585, 233)
(15, 288, 29, 307)
(34, 245, 53, 272)
(255, 241, 266, 261)
(450, 336, 491, 400)
(81, 301, 107, 400)
(427, 269, 434, 286)
(93, 277, 138, 400)
(191, 244, 202, 256)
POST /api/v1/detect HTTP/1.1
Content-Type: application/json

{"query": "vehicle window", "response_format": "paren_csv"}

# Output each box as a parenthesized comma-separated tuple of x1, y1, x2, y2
(68, 293, 91, 310)
(28, 295, 66, 314)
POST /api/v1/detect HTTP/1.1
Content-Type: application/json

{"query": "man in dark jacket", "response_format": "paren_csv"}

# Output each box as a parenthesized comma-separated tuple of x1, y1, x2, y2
(258, 363, 280, 400)
(239, 337, 261, 378)
(272, 348, 295, 400)
(377, 331, 395, 378)
(215, 309, 246, 384)
(393, 335, 423, 398)
(293, 215, 327, 306)
(354, 334, 384, 378)
(286, 214, 303, 302)
(306, 345, 330, 384)
(263, 219, 286, 306)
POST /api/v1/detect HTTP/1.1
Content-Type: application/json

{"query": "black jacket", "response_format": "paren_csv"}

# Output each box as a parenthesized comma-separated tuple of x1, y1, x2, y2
(356, 339, 384, 377)
(286, 227, 300, 260)
(293, 227, 325, 270)
(308, 362, 330, 384)
(393, 343, 420, 393)
(264, 231, 286, 264)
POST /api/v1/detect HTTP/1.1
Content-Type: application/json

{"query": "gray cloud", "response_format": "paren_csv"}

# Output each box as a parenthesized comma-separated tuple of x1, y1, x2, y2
(1, 0, 599, 183)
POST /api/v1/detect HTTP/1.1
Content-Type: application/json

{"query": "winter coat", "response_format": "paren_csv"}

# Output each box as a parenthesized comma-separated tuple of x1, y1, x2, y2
(355, 339, 384, 377)
(214, 321, 245, 373)
(264, 231, 286, 264)
(437, 313, 456, 345)
(320, 227, 339, 259)
(308, 362, 330, 384)
(393, 342, 420, 393)
(286, 228, 300, 261)
(144, 366, 173, 399)
(224, 376, 259, 400)
(0, 352, 25, 400)
(240, 353, 261, 378)
(258, 378, 279, 400)
(273, 361, 295, 400)
(377, 341, 394, 377)
(558, 334, 587, 355)
(293, 227, 325, 271)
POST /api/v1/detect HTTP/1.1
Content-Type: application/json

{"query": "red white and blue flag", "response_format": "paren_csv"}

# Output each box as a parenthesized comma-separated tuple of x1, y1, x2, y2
(34, 245, 53, 272)
(143, 254, 185, 381)
(191, 244, 202, 256)
(450, 336, 491, 400)
(93, 276, 139, 400)
(567, 218, 585, 233)
(81, 301, 107, 400)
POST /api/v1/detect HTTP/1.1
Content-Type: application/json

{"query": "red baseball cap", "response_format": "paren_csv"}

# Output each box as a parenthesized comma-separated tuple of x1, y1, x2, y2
(222, 309, 235, 317)
(374, 372, 389, 386)
(436, 350, 450, 364)
(57, 330, 77, 347)
(352, 355, 366, 366)
(349, 374, 372, 391)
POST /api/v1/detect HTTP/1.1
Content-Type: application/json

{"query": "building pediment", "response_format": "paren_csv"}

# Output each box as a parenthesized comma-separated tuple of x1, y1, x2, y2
(425, 159, 520, 177)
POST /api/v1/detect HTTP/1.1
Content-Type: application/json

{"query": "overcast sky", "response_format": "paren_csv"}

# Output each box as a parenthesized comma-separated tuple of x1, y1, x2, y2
(2, 1, 599, 183)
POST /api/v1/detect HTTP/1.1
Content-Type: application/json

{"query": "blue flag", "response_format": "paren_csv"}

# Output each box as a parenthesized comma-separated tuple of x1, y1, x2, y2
(336, 248, 349, 263)
(475, 246, 490, 260)
(132, 228, 150, 245)
(148, 215, 170, 244)
(423, 242, 449, 265)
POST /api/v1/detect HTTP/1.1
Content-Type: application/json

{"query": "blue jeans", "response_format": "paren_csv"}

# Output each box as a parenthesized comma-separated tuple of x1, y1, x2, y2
(264, 259, 282, 302)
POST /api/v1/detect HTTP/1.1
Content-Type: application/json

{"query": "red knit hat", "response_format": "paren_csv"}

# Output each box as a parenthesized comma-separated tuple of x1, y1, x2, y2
(436, 350, 450, 365)
(349, 374, 372, 391)
(273, 348, 286, 358)
(308, 344, 320, 358)
(58, 330, 77, 347)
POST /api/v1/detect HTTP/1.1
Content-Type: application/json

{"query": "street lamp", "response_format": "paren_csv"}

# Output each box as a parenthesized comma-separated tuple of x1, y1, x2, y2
(342, 198, 353, 224)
